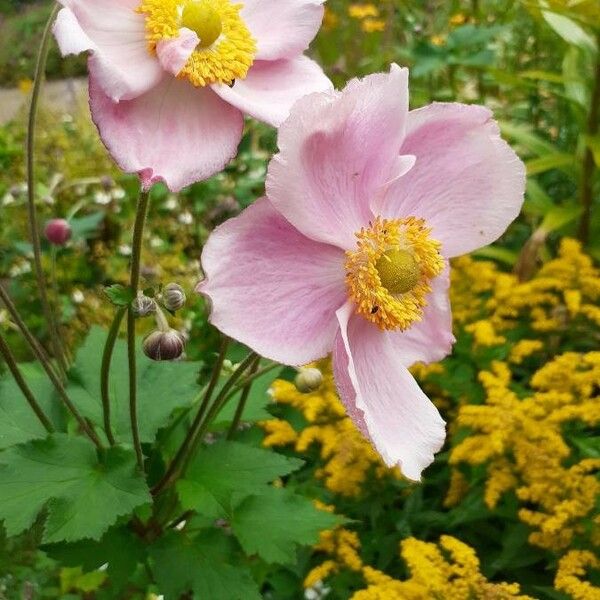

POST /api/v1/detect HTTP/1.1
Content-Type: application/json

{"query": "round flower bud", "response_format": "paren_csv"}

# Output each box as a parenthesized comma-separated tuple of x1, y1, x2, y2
(44, 219, 72, 246)
(162, 283, 186, 312)
(294, 367, 323, 394)
(132, 294, 156, 318)
(143, 329, 186, 361)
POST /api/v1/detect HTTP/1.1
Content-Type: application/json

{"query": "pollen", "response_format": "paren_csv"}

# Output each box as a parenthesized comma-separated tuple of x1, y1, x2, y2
(345, 217, 444, 331)
(138, 0, 257, 87)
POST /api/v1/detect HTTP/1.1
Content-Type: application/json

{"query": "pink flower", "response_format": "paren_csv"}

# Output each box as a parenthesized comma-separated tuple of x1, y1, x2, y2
(53, 0, 331, 191)
(197, 65, 526, 480)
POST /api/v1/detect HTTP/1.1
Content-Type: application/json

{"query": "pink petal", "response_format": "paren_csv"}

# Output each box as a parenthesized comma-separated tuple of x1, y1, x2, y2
(89, 78, 244, 192)
(212, 56, 332, 127)
(373, 103, 526, 258)
(388, 266, 455, 367)
(156, 28, 200, 77)
(266, 65, 409, 250)
(54, 3, 163, 101)
(197, 197, 347, 365)
(241, 0, 325, 60)
(333, 302, 446, 481)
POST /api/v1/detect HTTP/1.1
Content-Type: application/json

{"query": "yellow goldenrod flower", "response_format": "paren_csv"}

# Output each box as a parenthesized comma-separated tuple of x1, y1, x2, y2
(361, 18, 386, 33)
(348, 3, 379, 19)
(555, 551, 600, 600)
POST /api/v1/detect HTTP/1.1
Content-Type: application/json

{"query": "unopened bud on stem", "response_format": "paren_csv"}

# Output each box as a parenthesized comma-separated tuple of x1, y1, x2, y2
(44, 218, 71, 246)
(132, 293, 156, 318)
(162, 283, 186, 312)
(143, 329, 186, 361)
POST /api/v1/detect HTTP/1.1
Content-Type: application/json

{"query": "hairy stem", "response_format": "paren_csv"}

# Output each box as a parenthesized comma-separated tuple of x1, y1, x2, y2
(100, 307, 126, 447)
(128, 189, 151, 471)
(26, 3, 68, 379)
(577, 37, 600, 244)
(179, 352, 259, 477)
(226, 356, 260, 440)
(151, 337, 230, 496)
(0, 286, 101, 446)
(0, 331, 54, 433)
(0, 285, 59, 381)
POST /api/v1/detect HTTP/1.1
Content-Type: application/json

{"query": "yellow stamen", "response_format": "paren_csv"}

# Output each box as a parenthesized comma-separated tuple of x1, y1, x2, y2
(345, 217, 444, 331)
(138, 0, 256, 87)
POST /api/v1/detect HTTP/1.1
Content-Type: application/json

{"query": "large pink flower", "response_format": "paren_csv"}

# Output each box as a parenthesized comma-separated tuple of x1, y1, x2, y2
(53, 0, 331, 191)
(198, 65, 526, 480)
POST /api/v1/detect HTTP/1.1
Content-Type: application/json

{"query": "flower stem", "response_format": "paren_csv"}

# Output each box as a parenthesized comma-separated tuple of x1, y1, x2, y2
(128, 188, 151, 471)
(0, 284, 60, 382)
(577, 35, 600, 245)
(179, 351, 259, 476)
(226, 356, 260, 440)
(0, 331, 54, 433)
(100, 307, 126, 447)
(151, 337, 230, 496)
(0, 285, 101, 447)
(26, 3, 68, 379)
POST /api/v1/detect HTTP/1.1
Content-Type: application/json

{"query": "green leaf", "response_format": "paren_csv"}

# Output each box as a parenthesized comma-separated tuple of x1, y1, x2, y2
(45, 526, 146, 591)
(103, 285, 134, 307)
(0, 365, 61, 449)
(542, 10, 597, 53)
(231, 487, 344, 564)
(69, 212, 104, 241)
(177, 440, 303, 518)
(66, 327, 201, 443)
(0, 435, 150, 543)
(525, 153, 576, 176)
(149, 532, 261, 600)
(583, 134, 600, 167)
(540, 205, 582, 232)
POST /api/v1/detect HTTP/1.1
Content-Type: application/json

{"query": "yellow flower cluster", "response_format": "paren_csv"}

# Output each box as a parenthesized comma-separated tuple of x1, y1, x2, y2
(347, 3, 386, 33)
(452, 239, 600, 339)
(305, 530, 532, 600)
(262, 361, 397, 496)
(450, 355, 600, 551)
(555, 550, 600, 600)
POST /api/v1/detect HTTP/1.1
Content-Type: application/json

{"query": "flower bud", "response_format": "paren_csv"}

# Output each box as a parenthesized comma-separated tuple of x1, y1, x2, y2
(294, 367, 323, 394)
(44, 219, 71, 246)
(132, 294, 156, 318)
(143, 329, 186, 361)
(162, 283, 186, 312)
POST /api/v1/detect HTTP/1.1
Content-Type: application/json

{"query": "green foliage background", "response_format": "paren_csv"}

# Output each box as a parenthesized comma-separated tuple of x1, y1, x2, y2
(0, 0, 599, 598)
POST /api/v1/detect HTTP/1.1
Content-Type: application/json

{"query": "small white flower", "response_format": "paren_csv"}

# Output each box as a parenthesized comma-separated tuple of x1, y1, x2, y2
(72, 290, 85, 304)
(94, 190, 112, 205)
(119, 244, 132, 256)
(178, 211, 193, 225)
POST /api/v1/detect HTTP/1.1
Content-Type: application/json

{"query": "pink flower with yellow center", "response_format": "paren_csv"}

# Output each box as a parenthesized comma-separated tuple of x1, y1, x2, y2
(53, 0, 331, 191)
(197, 65, 525, 480)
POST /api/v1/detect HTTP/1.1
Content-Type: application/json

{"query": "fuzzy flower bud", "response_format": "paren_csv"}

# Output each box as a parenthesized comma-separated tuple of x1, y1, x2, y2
(143, 329, 186, 361)
(132, 293, 156, 318)
(162, 283, 186, 312)
(44, 219, 71, 246)
(295, 367, 323, 393)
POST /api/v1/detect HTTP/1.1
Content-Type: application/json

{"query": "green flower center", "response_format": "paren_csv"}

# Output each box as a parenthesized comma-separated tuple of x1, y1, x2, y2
(375, 248, 421, 295)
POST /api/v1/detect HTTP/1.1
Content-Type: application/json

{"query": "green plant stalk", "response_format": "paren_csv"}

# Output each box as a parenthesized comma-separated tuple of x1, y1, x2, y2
(100, 307, 126, 447)
(127, 189, 151, 471)
(0, 331, 54, 433)
(26, 3, 68, 379)
(151, 337, 230, 496)
(0, 285, 101, 447)
(222, 360, 279, 405)
(577, 38, 600, 244)
(226, 356, 260, 440)
(179, 351, 259, 477)
(0, 284, 60, 382)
